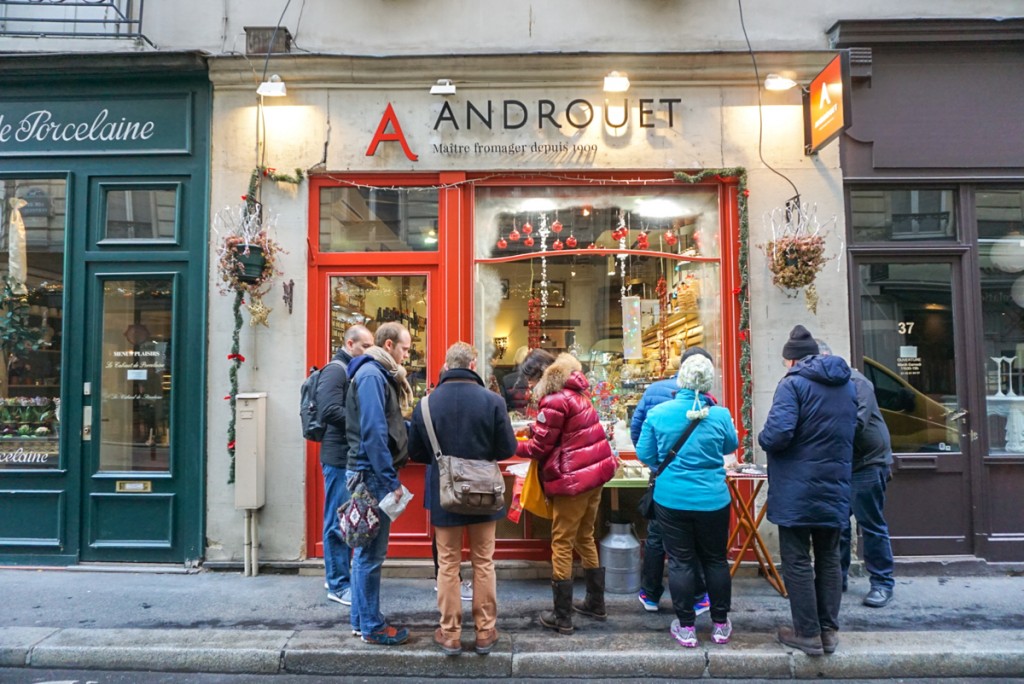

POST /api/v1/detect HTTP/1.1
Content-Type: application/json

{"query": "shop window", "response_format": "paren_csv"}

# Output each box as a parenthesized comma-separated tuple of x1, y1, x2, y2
(0, 178, 66, 471)
(329, 274, 429, 399)
(850, 189, 957, 243)
(319, 187, 439, 252)
(101, 185, 179, 242)
(473, 184, 723, 453)
(976, 189, 1024, 454)
(98, 279, 173, 472)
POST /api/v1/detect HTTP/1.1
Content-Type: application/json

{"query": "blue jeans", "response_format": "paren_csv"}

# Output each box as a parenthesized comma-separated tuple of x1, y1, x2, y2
(641, 517, 707, 603)
(347, 470, 393, 636)
(778, 525, 842, 638)
(322, 463, 352, 596)
(840, 465, 895, 590)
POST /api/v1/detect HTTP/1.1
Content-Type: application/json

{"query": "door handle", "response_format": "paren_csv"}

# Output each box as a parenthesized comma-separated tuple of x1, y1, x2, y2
(947, 409, 969, 422)
(82, 405, 92, 441)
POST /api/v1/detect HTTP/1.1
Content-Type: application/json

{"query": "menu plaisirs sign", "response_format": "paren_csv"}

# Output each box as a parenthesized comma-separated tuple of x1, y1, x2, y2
(0, 94, 192, 156)
(803, 53, 851, 155)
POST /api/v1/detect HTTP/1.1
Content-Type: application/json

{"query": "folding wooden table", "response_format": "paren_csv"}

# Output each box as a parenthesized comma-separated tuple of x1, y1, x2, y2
(726, 471, 787, 597)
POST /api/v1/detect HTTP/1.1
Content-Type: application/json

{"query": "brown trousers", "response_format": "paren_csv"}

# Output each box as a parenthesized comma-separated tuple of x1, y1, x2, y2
(434, 521, 497, 638)
(550, 486, 603, 581)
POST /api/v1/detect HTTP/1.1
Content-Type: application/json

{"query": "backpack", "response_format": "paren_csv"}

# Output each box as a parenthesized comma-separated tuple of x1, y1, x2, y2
(300, 360, 343, 442)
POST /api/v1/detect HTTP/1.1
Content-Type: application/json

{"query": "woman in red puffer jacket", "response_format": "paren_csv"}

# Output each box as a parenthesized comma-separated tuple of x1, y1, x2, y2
(516, 350, 616, 635)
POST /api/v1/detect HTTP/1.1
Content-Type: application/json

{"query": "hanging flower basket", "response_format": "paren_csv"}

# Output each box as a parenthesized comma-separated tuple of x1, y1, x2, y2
(761, 234, 828, 314)
(215, 204, 284, 295)
(232, 244, 266, 284)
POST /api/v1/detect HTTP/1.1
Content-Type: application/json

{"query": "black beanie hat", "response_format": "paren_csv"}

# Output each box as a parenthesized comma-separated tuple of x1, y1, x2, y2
(681, 346, 713, 363)
(782, 325, 819, 360)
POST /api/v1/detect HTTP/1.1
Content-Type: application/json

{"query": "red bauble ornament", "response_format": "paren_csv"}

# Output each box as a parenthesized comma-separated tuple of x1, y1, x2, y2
(497, 238, 508, 249)
(552, 239, 564, 250)
(522, 222, 533, 235)
(637, 233, 649, 249)
(664, 231, 678, 246)
(551, 220, 563, 233)
(509, 229, 520, 242)
(614, 228, 628, 242)
(523, 236, 535, 247)
(566, 235, 578, 248)
(587, 242, 596, 249)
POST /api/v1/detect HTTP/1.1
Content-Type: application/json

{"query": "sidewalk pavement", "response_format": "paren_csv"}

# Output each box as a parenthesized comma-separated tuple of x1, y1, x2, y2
(2, 564, 1024, 679)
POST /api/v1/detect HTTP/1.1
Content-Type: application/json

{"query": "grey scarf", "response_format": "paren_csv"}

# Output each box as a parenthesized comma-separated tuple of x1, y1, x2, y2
(364, 345, 414, 410)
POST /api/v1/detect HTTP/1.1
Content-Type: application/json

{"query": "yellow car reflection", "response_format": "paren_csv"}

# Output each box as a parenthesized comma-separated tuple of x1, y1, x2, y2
(862, 357, 960, 453)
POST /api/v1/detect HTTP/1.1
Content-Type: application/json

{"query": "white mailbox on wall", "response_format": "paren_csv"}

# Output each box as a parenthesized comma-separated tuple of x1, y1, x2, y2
(234, 392, 267, 510)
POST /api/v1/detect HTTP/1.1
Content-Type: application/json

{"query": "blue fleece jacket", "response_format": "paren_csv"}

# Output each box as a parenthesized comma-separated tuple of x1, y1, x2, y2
(636, 390, 739, 512)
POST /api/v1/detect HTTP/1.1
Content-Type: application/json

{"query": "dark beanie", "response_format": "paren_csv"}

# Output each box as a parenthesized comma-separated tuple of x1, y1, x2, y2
(782, 325, 819, 360)
(681, 346, 713, 363)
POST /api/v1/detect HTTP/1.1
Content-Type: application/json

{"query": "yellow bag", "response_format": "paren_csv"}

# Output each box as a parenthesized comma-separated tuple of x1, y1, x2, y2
(521, 460, 553, 519)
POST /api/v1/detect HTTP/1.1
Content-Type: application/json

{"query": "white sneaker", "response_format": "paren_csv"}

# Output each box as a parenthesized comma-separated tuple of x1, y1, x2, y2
(460, 580, 473, 602)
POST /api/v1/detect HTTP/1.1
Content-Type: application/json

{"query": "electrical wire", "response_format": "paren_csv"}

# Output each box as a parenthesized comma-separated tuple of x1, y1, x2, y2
(736, 0, 801, 205)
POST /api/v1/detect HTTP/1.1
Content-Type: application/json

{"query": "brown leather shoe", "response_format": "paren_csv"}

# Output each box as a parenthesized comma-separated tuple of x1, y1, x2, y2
(474, 628, 499, 655)
(434, 627, 462, 656)
(777, 625, 824, 656)
(820, 627, 839, 654)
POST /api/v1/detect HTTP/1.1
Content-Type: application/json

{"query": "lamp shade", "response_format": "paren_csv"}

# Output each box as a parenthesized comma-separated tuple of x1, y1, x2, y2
(764, 73, 798, 91)
(603, 71, 630, 93)
(257, 74, 287, 97)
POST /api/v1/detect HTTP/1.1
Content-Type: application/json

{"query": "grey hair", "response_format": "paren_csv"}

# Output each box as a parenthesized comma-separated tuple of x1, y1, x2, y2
(815, 338, 833, 356)
(444, 341, 477, 369)
(344, 324, 372, 344)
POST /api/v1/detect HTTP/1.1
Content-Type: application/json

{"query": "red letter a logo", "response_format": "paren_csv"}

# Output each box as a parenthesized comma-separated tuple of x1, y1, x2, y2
(365, 103, 418, 161)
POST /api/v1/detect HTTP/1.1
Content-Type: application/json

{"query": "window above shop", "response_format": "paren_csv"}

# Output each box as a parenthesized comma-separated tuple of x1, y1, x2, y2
(849, 188, 957, 243)
(319, 186, 439, 252)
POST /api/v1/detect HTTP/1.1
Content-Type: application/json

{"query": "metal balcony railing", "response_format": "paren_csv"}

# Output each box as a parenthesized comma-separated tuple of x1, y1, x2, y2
(0, 0, 151, 45)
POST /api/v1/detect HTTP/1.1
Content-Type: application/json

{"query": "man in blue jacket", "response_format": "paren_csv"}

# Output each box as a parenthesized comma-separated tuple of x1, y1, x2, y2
(345, 322, 414, 646)
(758, 325, 860, 657)
(318, 324, 374, 608)
(816, 339, 895, 608)
(630, 347, 715, 616)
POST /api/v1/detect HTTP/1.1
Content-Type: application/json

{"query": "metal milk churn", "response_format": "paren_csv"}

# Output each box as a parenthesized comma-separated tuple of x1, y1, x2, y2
(599, 522, 641, 594)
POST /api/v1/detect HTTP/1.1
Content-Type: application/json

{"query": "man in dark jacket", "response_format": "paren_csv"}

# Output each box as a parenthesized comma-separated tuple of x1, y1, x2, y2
(817, 339, 895, 608)
(408, 342, 518, 656)
(345, 322, 413, 646)
(758, 325, 860, 657)
(629, 347, 715, 616)
(317, 324, 373, 608)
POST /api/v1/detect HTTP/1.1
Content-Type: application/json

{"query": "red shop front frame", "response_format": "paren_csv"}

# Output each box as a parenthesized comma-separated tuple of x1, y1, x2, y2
(306, 171, 744, 562)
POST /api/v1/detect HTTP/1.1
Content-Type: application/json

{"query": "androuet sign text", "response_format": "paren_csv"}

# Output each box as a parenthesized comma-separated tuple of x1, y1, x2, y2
(0, 95, 191, 157)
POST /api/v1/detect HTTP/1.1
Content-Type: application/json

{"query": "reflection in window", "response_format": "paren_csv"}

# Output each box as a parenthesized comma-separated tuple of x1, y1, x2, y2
(850, 189, 956, 243)
(319, 187, 439, 252)
(0, 179, 65, 471)
(99, 280, 173, 472)
(858, 263, 960, 454)
(104, 187, 177, 241)
(329, 275, 429, 400)
(977, 189, 1024, 453)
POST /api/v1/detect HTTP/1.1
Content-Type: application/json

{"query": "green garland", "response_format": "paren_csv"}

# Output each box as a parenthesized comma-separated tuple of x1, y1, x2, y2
(675, 169, 753, 459)
(226, 167, 304, 482)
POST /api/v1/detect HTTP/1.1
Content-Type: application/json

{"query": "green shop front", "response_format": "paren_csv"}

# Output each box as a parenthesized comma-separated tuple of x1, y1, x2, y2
(0, 53, 210, 565)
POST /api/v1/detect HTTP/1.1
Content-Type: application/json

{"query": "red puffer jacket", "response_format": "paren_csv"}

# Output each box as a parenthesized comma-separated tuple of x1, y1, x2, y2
(516, 354, 616, 497)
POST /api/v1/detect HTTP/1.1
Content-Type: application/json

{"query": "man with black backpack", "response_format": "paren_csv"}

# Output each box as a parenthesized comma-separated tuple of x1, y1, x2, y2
(318, 324, 374, 608)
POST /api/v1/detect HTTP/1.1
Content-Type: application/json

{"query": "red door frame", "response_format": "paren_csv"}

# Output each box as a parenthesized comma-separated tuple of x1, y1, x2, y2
(306, 171, 743, 560)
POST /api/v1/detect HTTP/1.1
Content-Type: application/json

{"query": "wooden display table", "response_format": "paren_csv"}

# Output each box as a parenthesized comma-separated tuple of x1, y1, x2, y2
(726, 470, 787, 597)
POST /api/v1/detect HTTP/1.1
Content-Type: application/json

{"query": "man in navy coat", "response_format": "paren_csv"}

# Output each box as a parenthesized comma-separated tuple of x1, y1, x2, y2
(758, 325, 860, 656)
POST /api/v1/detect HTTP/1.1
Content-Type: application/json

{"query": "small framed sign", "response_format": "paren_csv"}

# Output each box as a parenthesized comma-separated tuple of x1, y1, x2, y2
(803, 52, 852, 155)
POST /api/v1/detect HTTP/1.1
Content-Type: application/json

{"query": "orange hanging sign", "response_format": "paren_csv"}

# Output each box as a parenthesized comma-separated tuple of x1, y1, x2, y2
(803, 52, 851, 155)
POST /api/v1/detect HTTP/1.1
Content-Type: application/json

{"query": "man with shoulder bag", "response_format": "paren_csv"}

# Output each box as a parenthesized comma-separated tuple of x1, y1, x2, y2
(408, 342, 518, 656)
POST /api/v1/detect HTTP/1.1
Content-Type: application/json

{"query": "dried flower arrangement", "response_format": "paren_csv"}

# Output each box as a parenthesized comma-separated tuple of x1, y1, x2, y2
(214, 203, 285, 322)
(760, 202, 834, 314)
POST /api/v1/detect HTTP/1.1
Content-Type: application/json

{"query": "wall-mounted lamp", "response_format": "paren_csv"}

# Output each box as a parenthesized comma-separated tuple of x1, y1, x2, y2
(603, 71, 630, 93)
(764, 73, 799, 91)
(493, 336, 508, 359)
(430, 79, 457, 96)
(257, 74, 287, 97)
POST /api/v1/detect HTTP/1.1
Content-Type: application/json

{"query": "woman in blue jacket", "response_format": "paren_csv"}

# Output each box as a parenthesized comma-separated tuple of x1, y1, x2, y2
(636, 354, 739, 648)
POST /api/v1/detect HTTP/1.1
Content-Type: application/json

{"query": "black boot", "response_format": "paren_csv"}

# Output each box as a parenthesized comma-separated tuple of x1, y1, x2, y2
(539, 579, 574, 635)
(573, 567, 607, 621)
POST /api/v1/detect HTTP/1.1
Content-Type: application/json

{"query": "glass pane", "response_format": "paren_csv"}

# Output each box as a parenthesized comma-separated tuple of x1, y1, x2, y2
(476, 254, 722, 454)
(0, 179, 66, 470)
(319, 187, 439, 252)
(476, 185, 720, 258)
(104, 188, 177, 240)
(99, 279, 173, 472)
(329, 275, 429, 400)
(858, 263, 961, 453)
(977, 188, 1024, 454)
(850, 189, 957, 243)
